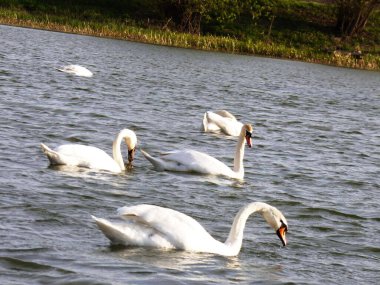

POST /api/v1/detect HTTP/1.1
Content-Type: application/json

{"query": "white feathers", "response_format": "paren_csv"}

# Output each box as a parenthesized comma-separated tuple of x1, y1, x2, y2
(202, 110, 244, 136)
(141, 124, 252, 179)
(92, 202, 288, 256)
(41, 129, 137, 173)
(57, 64, 93, 77)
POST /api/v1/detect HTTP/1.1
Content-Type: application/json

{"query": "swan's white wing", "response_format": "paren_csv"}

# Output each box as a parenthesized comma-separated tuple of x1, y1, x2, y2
(166, 150, 231, 174)
(214, 110, 237, 120)
(206, 112, 243, 136)
(202, 112, 221, 132)
(57, 65, 93, 77)
(92, 215, 175, 248)
(117, 204, 217, 250)
(221, 120, 243, 137)
(143, 149, 233, 176)
(50, 144, 120, 172)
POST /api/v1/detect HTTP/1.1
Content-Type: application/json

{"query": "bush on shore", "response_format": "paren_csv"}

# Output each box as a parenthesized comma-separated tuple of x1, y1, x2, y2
(0, 0, 379, 70)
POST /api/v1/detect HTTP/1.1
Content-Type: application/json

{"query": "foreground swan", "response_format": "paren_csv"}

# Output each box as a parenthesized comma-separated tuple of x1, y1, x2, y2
(41, 129, 137, 173)
(142, 124, 253, 179)
(202, 110, 243, 136)
(92, 202, 288, 256)
(57, 64, 93, 77)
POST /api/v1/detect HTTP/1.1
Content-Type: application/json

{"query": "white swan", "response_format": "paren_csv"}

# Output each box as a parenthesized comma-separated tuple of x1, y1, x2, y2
(57, 64, 93, 77)
(41, 129, 137, 173)
(141, 124, 253, 179)
(202, 110, 243, 136)
(92, 202, 288, 256)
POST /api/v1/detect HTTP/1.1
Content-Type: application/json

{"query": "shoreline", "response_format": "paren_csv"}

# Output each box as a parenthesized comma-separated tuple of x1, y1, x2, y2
(1, 16, 379, 71)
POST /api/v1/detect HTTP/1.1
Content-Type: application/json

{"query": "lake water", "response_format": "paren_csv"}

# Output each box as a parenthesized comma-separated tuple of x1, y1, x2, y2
(0, 24, 379, 284)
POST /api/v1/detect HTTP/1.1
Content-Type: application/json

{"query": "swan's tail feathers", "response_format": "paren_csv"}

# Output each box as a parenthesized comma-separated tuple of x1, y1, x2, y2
(203, 111, 223, 133)
(40, 143, 52, 153)
(40, 143, 62, 165)
(92, 215, 130, 245)
(140, 149, 165, 171)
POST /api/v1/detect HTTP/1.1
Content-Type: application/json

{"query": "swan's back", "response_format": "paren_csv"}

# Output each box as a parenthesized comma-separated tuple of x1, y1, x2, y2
(204, 111, 243, 136)
(42, 144, 119, 172)
(56, 144, 107, 158)
(92, 215, 176, 248)
(143, 149, 234, 177)
(57, 65, 93, 77)
(117, 204, 219, 250)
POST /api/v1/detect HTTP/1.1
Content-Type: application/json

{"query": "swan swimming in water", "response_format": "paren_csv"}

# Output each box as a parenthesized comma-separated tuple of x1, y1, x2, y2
(92, 202, 288, 256)
(57, 65, 93, 77)
(141, 124, 253, 179)
(41, 129, 137, 173)
(202, 110, 243, 136)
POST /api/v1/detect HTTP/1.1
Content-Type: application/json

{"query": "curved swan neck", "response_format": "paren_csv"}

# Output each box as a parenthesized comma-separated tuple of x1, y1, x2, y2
(232, 130, 246, 176)
(224, 202, 267, 256)
(112, 129, 136, 171)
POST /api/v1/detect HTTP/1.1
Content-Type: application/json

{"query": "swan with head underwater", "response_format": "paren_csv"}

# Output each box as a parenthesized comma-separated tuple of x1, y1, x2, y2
(202, 110, 243, 136)
(40, 129, 137, 173)
(92, 201, 288, 256)
(141, 124, 253, 179)
(57, 64, 93, 77)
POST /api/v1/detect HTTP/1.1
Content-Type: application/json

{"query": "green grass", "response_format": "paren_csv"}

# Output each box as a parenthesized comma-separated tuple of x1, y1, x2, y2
(0, 0, 379, 70)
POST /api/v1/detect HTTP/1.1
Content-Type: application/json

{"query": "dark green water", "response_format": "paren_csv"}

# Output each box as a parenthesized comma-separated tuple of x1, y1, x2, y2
(0, 24, 379, 284)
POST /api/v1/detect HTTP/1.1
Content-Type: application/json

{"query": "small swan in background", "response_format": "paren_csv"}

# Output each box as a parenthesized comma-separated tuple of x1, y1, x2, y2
(202, 110, 243, 136)
(57, 64, 93, 77)
(41, 129, 137, 173)
(141, 124, 253, 179)
(92, 202, 288, 256)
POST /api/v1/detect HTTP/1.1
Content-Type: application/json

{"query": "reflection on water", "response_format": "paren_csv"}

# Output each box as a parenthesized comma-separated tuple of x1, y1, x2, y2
(0, 24, 379, 284)
(114, 247, 219, 270)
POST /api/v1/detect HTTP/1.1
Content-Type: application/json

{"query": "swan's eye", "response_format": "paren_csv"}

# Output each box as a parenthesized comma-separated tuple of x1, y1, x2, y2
(245, 130, 252, 138)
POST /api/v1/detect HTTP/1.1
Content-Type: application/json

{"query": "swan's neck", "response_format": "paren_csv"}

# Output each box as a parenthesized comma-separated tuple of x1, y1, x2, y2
(223, 202, 267, 256)
(232, 133, 246, 177)
(112, 129, 136, 171)
(112, 135, 125, 171)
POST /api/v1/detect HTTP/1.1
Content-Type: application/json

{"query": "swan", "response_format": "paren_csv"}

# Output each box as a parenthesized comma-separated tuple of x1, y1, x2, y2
(92, 202, 288, 256)
(202, 110, 243, 136)
(141, 124, 253, 179)
(57, 64, 93, 77)
(40, 129, 137, 173)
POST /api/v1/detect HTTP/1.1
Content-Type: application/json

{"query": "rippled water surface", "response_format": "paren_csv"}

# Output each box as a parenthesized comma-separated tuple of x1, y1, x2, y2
(0, 25, 379, 284)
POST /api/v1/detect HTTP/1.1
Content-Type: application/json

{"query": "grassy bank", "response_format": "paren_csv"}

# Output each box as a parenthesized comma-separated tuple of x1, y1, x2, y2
(0, 1, 379, 70)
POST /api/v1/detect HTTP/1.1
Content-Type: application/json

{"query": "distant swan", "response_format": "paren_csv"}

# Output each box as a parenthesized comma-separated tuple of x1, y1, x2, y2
(141, 124, 253, 179)
(92, 202, 288, 256)
(41, 129, 137, 173)
(57, 65, 93, 77)
(202, 110, 243, 136)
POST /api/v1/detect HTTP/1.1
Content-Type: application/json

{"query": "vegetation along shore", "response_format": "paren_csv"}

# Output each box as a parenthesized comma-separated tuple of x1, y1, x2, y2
(1, 0, 379, 70)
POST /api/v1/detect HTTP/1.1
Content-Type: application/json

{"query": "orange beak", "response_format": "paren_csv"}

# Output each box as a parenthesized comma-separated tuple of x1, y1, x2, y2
(245, 136, 252, 148)
(276, 224, 287, 246)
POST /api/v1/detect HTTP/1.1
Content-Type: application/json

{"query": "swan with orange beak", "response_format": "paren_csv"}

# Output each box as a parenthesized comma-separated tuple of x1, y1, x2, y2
(142, 124, 253, 179)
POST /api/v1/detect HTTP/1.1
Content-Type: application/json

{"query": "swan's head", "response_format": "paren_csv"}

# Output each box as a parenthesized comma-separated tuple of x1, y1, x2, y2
(243, 124, 253, 148)
(262, 205, 288, 246)
(125, 136, 137, 164)
(119, 129, 137, 164)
